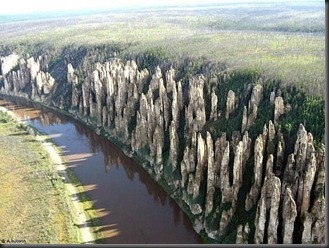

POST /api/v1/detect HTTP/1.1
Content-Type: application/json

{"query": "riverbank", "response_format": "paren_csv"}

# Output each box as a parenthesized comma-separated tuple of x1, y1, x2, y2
(0, 94, 207, 244)
(0, 106, 98, 244)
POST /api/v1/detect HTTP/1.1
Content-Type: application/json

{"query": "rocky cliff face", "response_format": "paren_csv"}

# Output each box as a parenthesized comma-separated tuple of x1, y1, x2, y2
(0, 52, 325, 244)
(0, 55, 56, 102)
(0, 53, 20, 76)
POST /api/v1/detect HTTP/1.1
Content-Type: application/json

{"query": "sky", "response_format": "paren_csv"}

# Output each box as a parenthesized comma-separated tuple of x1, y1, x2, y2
(0, 0, 319, 15)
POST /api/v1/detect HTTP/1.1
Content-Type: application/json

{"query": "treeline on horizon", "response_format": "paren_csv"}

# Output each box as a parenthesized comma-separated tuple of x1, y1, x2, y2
(0, 1, 325, 97)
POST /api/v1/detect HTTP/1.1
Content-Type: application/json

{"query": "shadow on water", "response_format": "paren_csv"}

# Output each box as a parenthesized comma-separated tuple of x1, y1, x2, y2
(65, 120, 174, 207)
(0, 95, 203, 244)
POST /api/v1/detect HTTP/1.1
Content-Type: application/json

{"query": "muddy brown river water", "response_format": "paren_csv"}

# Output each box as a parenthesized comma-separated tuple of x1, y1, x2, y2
(0, 96, 203, 244)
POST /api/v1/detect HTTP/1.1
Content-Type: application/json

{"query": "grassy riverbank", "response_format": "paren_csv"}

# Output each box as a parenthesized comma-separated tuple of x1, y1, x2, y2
(0, 110, 98, 244)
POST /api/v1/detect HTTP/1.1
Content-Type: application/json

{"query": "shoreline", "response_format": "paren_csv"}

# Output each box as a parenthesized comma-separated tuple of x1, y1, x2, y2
(0, 93, 208, 244)
(0, 105, 97, 244)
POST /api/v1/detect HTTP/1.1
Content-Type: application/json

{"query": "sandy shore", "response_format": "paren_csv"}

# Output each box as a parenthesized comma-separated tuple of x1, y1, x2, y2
(0, 106, 96, 244)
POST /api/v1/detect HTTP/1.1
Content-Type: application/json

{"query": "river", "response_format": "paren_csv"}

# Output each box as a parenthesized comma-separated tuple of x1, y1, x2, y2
(0, 96, 203, 244)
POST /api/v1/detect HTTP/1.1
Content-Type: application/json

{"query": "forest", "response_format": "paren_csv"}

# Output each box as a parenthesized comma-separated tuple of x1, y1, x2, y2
(0, 0, 325, 244)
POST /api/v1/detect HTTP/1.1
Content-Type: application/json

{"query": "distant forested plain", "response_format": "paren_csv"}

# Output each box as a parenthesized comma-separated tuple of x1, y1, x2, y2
(0, 1, 326, 244)
(0, 1, 325, 97)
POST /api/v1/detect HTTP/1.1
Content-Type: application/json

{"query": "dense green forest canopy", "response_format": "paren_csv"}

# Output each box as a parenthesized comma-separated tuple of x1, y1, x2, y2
(0, 2, 325, 244)
(0, 1, 325, 97)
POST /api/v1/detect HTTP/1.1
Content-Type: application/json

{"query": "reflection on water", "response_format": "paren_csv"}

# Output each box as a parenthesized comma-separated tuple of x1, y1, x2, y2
(0, 96, 203, 244)
(0, 98, 66, 125)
